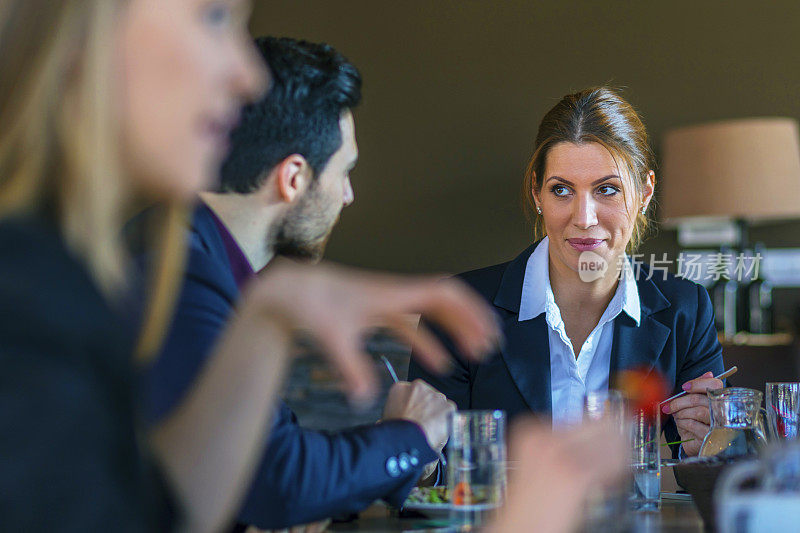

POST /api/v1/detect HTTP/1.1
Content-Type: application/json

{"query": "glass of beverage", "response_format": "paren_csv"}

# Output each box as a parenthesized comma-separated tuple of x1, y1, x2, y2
(584, 389, 628, 425)
(447, 410, 506, 529)
(583, 390, 631, 526)
(766, 382, 800, 441)
(631, 408, 660, 510)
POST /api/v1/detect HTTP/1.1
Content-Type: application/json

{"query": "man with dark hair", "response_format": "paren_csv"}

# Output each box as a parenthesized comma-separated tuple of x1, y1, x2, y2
(146, 37, 451, 530)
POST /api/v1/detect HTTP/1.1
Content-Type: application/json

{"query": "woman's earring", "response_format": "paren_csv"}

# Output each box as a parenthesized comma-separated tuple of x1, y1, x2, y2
(536, 205, 542, 215)
(641, 205, 647, 215)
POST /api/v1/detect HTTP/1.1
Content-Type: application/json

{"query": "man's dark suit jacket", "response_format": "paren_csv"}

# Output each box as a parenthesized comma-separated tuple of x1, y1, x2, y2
(145, 205, 436, 530)
(409, 242, 725, 449)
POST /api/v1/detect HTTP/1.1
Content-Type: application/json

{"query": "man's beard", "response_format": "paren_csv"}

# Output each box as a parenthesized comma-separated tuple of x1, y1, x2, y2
(268, 184, 339, 263)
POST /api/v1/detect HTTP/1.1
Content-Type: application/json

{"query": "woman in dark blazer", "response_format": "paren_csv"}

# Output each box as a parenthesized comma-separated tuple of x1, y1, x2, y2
(410, 87, 725, 458)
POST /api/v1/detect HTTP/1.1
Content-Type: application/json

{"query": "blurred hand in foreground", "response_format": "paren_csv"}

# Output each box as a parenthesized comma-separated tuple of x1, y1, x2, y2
(248, 259, 503, 404)
(489, 419, 628, 533)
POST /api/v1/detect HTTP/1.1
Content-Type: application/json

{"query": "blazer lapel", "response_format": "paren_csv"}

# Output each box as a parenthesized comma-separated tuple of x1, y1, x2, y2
(493, 242, 552, 417)
(610, 314, 670, 375)
(610, 267, 671, 375)
(499, 313, 552, 416)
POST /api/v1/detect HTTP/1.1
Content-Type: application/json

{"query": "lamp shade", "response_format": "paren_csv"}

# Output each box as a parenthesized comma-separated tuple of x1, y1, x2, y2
(659, 117, 800, 223)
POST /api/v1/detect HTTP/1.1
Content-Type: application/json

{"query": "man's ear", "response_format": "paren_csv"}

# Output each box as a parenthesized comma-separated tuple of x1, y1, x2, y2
(273, 154, 312, 203)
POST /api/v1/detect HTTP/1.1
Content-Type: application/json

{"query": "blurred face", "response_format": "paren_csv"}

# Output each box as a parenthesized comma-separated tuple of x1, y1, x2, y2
(533, 142, 643, 279)
(118, 0, 267, 200)
(272, 111, 358, 261)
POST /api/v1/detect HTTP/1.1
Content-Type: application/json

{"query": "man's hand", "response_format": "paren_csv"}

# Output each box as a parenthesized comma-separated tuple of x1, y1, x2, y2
(382, 379, 456, 453)
(662, 371, 723, 456)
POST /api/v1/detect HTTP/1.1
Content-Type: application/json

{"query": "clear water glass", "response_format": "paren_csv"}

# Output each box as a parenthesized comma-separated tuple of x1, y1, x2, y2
(766, 382, 800, 441)
(584, 389, 628, 425)
(631, 408, 661, 510)
(583, 390, 630, 526)
(447, 410, 506, 529)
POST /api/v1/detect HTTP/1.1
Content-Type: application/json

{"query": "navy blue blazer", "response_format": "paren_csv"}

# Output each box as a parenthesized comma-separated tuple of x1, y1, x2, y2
(0, 216, 175, 531)
(409, 242, 725, 448)
(145, 205, 437, 530)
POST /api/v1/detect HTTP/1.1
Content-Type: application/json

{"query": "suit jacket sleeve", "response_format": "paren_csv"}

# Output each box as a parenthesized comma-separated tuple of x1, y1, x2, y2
(665, 284, 725, 454)
(147, 244, 437, 530)
(237, 404, 436, 529)
(676, 284, 725, 385)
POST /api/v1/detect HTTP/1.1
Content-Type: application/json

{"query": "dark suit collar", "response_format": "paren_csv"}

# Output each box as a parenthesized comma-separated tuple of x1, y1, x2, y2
(491, 242, 673, 415)
(191, 202, 227, 260)
(493, 242, 539, 313)
(491, 241, 549, 415)
(611, 262, 672, 374)
(494, 241, 671, 318)
(187, 202, 241, 303)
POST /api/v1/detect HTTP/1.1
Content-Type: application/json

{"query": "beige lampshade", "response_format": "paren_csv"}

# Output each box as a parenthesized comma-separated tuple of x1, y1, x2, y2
(660, 117, 800, 223)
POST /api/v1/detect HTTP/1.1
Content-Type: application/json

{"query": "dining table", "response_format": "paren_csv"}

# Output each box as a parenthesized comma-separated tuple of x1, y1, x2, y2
(330, 495, 705, 532)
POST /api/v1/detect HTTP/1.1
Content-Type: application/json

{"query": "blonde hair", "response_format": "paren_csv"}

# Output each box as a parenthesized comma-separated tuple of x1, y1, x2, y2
(0, 0, 186, 363)
(522, 87, 655, 252)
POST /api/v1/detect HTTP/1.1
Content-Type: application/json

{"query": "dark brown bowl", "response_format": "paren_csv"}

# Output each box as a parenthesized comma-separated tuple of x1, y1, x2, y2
(673, 456, 747, 531)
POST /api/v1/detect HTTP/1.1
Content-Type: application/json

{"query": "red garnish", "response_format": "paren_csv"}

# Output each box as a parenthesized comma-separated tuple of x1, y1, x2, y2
(614, 366, 669, 421)
(452, 481, 473, 506)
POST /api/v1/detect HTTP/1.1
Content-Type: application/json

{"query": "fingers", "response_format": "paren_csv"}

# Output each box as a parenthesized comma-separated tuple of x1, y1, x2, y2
(675, 417, 710, 444)
(682, 375, 723, 394)
(318, 328, 377, 405)
(671, 406, 711, 425)
(425, 279, 503, 360)
(389, 278, 502, 361)
(390, 318, 453, 375)
(663, 391, 708, 415)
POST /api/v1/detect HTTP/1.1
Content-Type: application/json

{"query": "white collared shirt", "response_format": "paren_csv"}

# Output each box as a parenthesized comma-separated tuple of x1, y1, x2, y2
(519, 237, 641, 427)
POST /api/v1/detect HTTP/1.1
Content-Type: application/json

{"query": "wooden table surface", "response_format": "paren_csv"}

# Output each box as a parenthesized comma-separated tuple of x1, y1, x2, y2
(330, 497, 704, 532)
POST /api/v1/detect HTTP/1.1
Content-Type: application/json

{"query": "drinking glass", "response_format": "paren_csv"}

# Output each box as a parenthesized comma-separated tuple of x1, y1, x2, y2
(447, 410, 506, 529)
(583, 390, 630, 526)
(766, 382, 800, 441)
(631, 408, 661, 510)
(584, 389, 628, 425)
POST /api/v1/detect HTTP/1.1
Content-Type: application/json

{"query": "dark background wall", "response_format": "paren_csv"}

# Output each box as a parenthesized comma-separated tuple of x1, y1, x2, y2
(251, 1, 800, 330)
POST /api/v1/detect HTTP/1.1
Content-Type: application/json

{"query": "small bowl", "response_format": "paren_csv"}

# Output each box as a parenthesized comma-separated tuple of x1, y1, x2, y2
(673, 456, 750, 530)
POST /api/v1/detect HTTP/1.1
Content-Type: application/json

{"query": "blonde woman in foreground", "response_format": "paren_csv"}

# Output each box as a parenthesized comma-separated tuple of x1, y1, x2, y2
(0, 1, 623, 532)
(0, 1, 500, 531)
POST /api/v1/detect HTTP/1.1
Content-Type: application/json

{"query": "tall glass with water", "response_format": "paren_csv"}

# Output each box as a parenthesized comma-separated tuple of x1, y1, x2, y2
(631, 408, 661, 510)
(447, 410, 506, 529)
(765, 382, 800, 441)
(584, 390, 630, 523)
